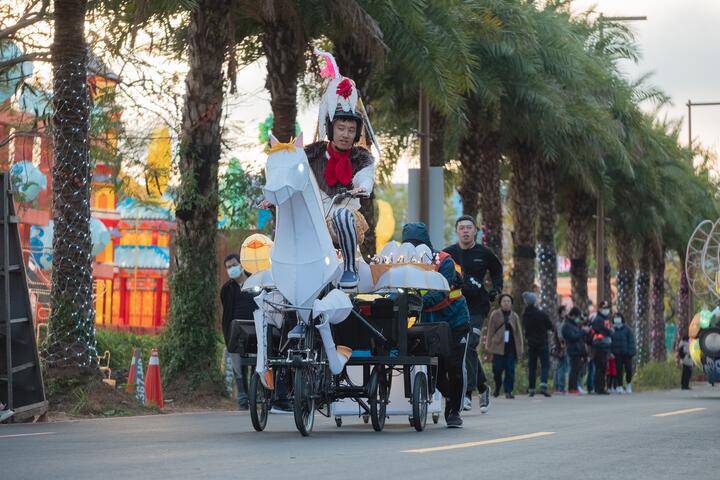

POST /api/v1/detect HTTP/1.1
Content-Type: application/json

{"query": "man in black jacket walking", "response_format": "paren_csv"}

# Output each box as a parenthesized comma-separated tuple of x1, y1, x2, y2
(444, 215, 503, 413)
(522, 292, 554, 397)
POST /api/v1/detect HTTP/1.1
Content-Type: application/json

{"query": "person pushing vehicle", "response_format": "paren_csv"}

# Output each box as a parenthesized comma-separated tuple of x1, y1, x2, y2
(402, 222, 470, 428)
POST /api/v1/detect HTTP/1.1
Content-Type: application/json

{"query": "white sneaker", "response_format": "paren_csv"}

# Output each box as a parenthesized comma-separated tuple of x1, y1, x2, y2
(578, 386, 587, 395)
(626, 384, 632, 394)
(463, 395, 472, 411)
(616, 386, 625, 394)
(0, 409, 14, 423)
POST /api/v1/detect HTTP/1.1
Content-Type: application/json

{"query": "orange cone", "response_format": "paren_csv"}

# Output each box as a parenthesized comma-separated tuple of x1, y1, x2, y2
(144, 348, 164, 408)
(126, 348, 138, 393)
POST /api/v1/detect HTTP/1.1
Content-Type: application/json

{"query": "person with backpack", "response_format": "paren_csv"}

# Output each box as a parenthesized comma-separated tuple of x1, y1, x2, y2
(611, 312, 636, 393)
(402, 222, 470, 428)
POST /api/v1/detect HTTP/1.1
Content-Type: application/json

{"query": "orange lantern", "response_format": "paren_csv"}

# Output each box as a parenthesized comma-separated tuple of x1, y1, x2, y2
(241, 234, 273, 274)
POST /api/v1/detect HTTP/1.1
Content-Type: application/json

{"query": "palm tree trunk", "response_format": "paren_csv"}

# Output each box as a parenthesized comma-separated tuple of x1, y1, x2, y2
(509, 146, 538, 310)
(163, 0, 231, 389)
(45, 0, 97, 374)
(650, 243, 667, 361)
(603, 241, 612, 306)
(614, 228, 636, 326)
(677, 265, 690, 347)
(263, 18, 302, 142)
(635, 246, 652, 364)
(458, 129, 502, 257)
(567, 192, 593, 312)
(536, 161, 557, 321)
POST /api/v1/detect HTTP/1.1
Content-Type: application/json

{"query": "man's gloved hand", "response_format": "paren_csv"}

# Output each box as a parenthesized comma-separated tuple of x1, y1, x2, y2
(461, 278, 481, 297)
(488, 289, 499, 302)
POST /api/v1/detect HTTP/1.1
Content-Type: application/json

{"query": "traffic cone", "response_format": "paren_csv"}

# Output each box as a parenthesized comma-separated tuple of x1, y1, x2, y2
(144, 348, 164, 408)
(126, 348, 138, 393)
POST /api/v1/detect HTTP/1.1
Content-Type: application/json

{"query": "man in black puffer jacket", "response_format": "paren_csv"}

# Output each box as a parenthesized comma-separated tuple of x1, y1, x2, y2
(562, 307, 589, 394)
(521, 292, 554, 397)
(591, 300, 614, 395)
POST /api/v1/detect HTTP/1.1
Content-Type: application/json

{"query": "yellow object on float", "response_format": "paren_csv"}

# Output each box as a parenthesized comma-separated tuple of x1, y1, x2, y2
(375, 199, 396, 253)
(689, 338, 703, 367)
(241, 234, 273, 274)
(689, 312, 701, 339)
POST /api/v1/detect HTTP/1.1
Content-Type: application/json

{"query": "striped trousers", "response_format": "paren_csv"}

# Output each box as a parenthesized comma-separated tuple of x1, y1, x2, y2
(331, 207, 357, 273)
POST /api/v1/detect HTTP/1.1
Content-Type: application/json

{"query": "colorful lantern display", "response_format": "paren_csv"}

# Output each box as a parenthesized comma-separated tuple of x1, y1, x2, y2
(241, 233, 273, 274)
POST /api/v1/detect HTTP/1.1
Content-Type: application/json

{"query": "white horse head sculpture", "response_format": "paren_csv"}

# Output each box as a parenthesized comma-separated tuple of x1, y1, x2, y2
(263, 133, 341, 314)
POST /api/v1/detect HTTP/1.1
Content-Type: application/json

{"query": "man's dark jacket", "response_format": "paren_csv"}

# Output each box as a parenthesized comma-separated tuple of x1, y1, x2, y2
(522, 304, 553, 349)
(220, 279, 256, 347)
(443, 242, 503, 316)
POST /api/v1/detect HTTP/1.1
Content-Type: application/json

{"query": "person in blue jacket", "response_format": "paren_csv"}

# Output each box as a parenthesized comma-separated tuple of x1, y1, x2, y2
(562, 307, 590, 394)
(611, 312, 636, 393)
(402, 223, 470, 428)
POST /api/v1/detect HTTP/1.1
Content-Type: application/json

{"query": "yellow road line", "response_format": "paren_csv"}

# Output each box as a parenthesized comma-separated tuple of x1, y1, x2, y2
(403, 431, 555, 453)
(653, 407, 706, 418)
(0, 431, 56, 439)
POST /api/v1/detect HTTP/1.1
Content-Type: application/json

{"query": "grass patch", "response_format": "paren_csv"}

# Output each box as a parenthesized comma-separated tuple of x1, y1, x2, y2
(95, 328, 159, 373)
(46, 376, 159, 418)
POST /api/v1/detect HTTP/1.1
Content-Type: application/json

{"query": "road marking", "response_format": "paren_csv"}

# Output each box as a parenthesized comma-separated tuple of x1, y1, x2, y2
(0, 431, 56, 439)
(403, 431, 555, 453)
(653, 407, 706, 418)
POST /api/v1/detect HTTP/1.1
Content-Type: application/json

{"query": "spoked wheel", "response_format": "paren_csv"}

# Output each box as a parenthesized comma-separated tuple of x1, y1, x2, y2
(412, 371, 428, 432)
(249, 372, 270, 432)
(293, 367, 316, 436)
(369, 367, 389, 432)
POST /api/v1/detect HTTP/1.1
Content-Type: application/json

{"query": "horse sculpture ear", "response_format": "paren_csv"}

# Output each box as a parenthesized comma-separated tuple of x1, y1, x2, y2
(269, 134, 280, 147)
(294, 132, 304, 148)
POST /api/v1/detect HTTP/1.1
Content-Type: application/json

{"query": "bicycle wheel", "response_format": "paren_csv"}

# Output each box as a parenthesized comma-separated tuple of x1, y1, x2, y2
(293, 367, 316, 436)
(249, 371, 269, 432)
(411, 371, 428, 432)
(369, 367, 389, 432)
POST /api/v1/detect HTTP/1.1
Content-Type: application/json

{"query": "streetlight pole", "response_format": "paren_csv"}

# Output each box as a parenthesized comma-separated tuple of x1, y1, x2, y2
(418, 90, 430, 226)
(685, 99, 720, 316)
(595, 14, 647, 307)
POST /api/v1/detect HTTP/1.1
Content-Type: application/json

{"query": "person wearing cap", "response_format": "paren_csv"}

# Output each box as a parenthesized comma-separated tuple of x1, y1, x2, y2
(443, 215, 503, 413)
(486, 293, 524, 398)
(402, 222, 470, 428)
(521, 291, 554, 397)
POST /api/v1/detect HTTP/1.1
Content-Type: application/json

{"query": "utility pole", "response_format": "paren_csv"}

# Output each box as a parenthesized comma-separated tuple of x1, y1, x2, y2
(595, 14, 647, 306)
(685, 99, 720, 316)
(418, 90, 430, 226)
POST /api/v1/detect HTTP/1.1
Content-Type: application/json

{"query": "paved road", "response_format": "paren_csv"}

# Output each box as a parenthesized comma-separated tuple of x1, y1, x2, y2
(1, 385, 718, 480)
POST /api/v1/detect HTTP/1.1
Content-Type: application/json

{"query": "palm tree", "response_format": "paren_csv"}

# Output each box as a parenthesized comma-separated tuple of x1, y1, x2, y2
(45, 0, 98, 375)
(650, 241, 666, 360)
(635, 246, 651, 364)
(162, 0, 233, 388)
(537, 159, 558, 319)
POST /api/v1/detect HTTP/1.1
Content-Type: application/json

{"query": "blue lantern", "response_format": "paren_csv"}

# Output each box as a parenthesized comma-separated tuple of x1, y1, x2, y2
(10, 161, 47, 202)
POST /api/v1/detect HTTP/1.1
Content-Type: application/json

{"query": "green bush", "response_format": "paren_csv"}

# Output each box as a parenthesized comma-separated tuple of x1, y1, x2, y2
(633, 359, 680, 391)
(95, 328, 159, 372)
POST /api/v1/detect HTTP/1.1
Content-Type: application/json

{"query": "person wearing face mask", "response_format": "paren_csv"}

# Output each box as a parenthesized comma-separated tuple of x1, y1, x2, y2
(611, 312, 636, 393)
(486, 294, 524, 399)
(220, 253, 258, 410)
(591, 300, 614, 394)
(562, 307, 590, 394)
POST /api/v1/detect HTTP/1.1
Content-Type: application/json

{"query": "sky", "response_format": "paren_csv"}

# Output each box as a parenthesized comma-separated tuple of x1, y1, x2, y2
(571, 0, 720, 157)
